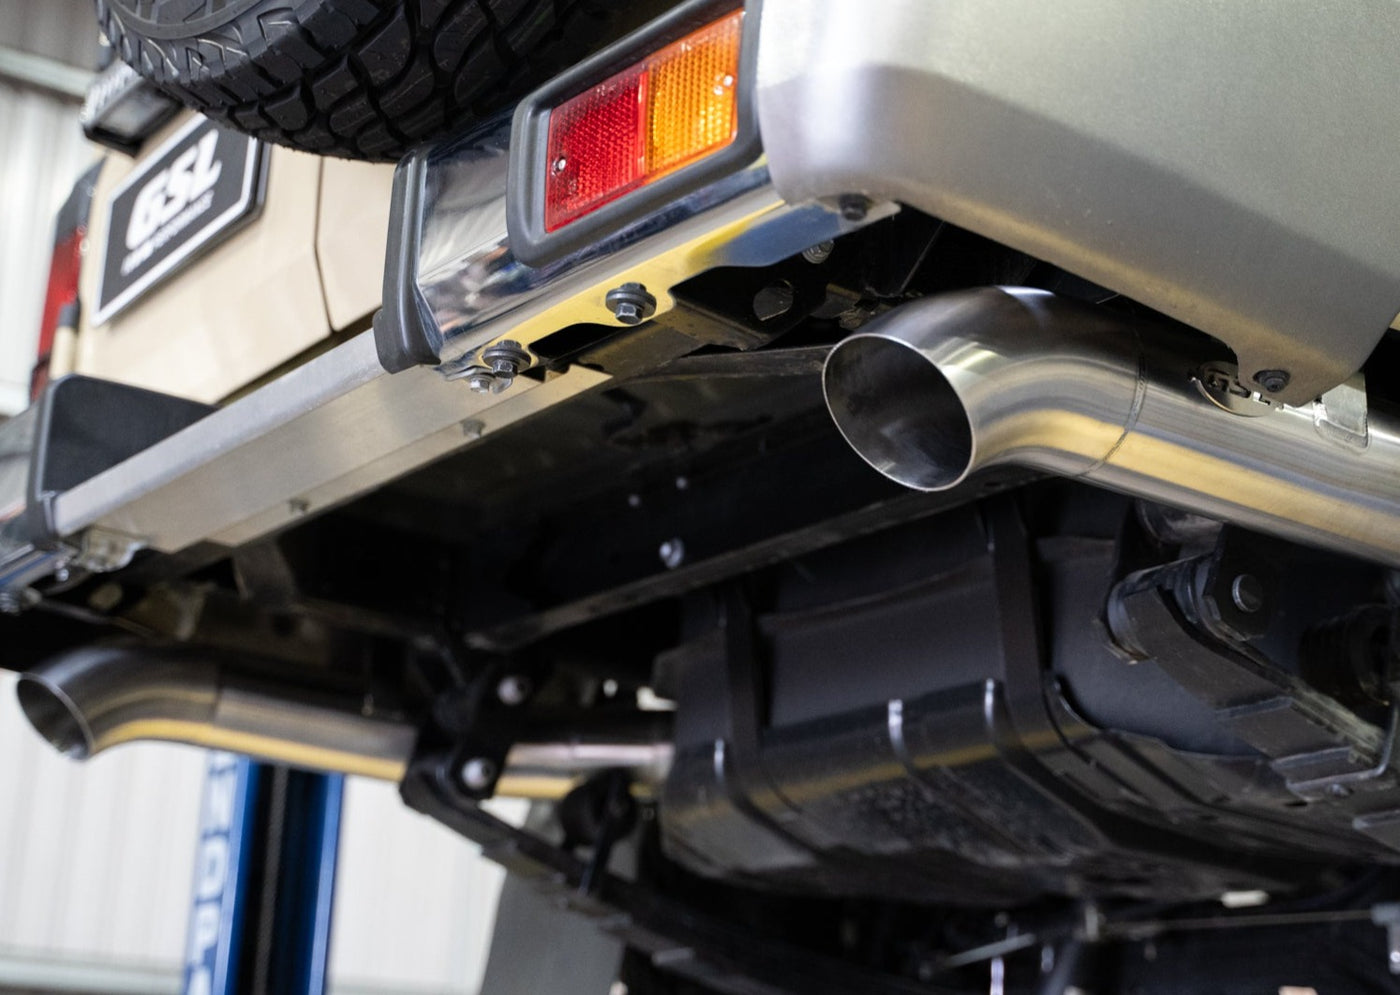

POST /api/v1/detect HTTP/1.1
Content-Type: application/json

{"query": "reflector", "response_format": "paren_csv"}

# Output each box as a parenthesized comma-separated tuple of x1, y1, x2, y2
(543, 9, 744, 232)
(646, 14, 742, 175)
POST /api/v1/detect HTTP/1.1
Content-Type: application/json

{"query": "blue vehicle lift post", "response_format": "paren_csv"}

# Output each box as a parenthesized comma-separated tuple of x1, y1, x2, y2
(184, 754, 344, 995)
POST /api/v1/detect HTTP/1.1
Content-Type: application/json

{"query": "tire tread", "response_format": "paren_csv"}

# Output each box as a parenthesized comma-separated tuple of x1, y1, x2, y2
(98, 0, 671, 161)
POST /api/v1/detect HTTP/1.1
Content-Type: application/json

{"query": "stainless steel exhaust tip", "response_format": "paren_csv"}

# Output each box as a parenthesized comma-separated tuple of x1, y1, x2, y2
(823, 286, 1400, 567)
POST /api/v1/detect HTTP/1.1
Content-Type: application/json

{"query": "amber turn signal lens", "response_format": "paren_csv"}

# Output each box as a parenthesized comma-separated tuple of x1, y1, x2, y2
(544, 9, 744, 232)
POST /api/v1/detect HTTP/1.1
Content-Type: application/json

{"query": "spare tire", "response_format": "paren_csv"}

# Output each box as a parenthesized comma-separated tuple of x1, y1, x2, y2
(96, 0, 671, 161)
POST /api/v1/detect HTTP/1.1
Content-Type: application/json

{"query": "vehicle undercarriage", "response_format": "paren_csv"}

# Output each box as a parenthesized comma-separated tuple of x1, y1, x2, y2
(7, 1, 1400, 991)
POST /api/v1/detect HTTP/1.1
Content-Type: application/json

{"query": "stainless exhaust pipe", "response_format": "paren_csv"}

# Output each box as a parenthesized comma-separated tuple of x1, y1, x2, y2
(823, 287, 1400, 567)
(16, 644, 673, 795)
(17, 644, 418, 781)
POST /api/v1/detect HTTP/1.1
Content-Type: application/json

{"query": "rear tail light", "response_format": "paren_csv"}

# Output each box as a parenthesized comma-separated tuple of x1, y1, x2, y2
(31, 229, 85, 401)
(31, 164, 99, 401)
(543, 9, 744, 232)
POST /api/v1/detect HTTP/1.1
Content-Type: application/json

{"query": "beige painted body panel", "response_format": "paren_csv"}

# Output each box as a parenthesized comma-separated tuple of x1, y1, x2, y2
(75, 113, 391, 403)
(318, 158, 395, 331)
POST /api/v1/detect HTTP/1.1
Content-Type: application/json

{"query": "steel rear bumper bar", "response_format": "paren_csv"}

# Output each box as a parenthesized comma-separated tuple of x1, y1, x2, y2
(39, 117, 868, 571)
(12, 0, 1400, 584)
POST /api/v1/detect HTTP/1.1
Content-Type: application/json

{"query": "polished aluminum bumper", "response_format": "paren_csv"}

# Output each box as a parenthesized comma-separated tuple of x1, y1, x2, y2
(43, 115, 864, 567)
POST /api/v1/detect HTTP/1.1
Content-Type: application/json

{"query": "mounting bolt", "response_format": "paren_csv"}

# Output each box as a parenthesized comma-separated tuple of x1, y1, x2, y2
(838, 194, 870, 222)
(1230, 573, 1265, 614)
(0, 591, 21, 615)
(496, 675, 533, 707)
(481, 341, 532, 388)
(802, 240, 835, 265)
(1253, 369, 1291, 394)
(658, 538, 686, 570)
(465, 370, 497, 394)
(460, 757, 499, 792)
(605, 283, 657, 325)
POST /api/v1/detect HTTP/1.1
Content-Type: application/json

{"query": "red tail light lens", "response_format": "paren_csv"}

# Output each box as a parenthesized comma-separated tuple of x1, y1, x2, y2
(32, 229, 85, 400)
(543, 9, 744, 232)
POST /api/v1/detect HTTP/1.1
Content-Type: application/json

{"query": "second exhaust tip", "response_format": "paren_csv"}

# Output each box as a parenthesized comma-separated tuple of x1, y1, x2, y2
(823, 332, 974, 491)
(821, 286, 1400, 568)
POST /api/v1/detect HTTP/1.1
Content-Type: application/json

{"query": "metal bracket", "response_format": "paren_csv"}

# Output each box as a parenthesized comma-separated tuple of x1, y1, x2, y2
(1193, 362, 1280, 418)
(1286, 703, 1399, 796)
(1315, 373, 1370, 450)
(73, 526, 145, 574)
(399, 752, 960, 995)
(1371, 902, 1400, 974)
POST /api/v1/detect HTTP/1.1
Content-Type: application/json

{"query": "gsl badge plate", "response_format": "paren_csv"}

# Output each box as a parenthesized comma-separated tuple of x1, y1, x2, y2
(95, 115, 265, 325)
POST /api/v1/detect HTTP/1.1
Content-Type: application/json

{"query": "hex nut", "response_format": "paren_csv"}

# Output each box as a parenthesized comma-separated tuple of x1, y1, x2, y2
(606, 283, 657, 325)
(466, 371, 497, 394)
(838, 194, 870, 222)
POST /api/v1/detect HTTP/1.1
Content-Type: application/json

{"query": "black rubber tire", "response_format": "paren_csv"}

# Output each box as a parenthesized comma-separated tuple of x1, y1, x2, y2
(97, 0, 671, 161)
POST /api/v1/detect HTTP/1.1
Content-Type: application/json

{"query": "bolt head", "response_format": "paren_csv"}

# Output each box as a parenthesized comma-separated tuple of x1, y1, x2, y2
(466, 371, 497, 394)
(497, 675, 532, 707)
(802, 240, 835, 265)
(605, 283, 657, 325)
(658, 538, 686, 569)
(461, 757, 498, 792)
(1253, 369, 1291, 393)
(838, 194, 870, 222)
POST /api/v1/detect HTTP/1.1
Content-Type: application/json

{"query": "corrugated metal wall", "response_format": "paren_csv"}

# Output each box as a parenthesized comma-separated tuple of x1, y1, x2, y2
(0, 0, 101, 415)
(0, 83, 97, 415)
(1, 7, 508, 990)
(0, 672, 510, 994)
(0, 673, 205, 987)
(329, 784, 515, 995)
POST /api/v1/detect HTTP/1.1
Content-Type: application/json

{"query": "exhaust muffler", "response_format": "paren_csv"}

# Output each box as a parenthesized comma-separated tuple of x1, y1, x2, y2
(823, 287, 1400, 566)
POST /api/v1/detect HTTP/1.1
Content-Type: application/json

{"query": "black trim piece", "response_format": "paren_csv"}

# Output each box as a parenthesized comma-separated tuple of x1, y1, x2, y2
(507, 0, 763, 268)
(372, 152, 442, 373)
(19, 377, 213, 545)
(80, 63, 181, 157)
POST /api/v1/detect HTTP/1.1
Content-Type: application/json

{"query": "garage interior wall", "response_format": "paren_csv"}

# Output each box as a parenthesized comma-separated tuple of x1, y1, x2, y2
(0, 674, 508, 994)
(0, 0, 101, 416)
(0, 4, 507, 990)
